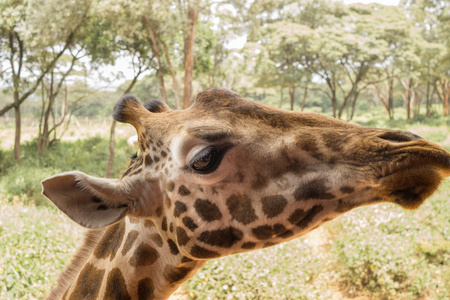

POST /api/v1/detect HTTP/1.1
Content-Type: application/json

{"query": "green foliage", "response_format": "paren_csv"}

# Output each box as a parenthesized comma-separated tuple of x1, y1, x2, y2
(0, 137, 132, 206)
(330, 182, 450, 299)
(186, 241, 330, 299)
(0, 199, 85, 299)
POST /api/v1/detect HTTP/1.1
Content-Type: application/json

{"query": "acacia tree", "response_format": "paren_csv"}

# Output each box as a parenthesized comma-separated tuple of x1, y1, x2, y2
(401, 0, 450, 117)
(259, 22, 312, 110)
(0, 0, 91, 161)
(37, 51, 81, 153)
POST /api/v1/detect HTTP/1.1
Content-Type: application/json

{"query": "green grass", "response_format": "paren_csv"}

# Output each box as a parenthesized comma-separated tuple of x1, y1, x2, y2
(0, 198, 85, 299)
(329, 183, 450, 299)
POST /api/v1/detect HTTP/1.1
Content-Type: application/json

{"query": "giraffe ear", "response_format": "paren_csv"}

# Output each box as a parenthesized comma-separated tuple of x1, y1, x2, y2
(41, 171, 130, 229)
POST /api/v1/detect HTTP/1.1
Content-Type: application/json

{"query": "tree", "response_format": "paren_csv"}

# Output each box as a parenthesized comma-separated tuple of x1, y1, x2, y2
(401, 0, 450, 116)
(0, 0, 91, 161)
(259, 22, 312, 110)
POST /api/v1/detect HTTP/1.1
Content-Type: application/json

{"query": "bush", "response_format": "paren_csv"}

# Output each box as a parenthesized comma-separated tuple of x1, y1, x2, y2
(0, 137, 132, 206)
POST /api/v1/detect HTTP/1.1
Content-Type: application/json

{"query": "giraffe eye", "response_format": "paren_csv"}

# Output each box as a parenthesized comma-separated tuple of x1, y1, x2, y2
(190, 146, 220, 174)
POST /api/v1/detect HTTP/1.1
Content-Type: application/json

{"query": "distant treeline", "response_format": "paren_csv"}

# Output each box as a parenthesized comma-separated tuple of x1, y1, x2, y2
(0, 0, 449, 161)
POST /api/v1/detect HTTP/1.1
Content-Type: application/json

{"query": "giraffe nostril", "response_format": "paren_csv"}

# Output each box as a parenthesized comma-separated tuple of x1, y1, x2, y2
(377, 131, 421, 143)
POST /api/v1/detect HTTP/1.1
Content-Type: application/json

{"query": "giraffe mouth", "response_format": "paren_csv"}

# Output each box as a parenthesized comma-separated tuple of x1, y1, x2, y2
(379, 153, 450, 209)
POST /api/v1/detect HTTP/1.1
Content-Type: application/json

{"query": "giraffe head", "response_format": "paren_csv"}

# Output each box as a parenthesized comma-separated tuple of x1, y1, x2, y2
(42, 87, 450, 260)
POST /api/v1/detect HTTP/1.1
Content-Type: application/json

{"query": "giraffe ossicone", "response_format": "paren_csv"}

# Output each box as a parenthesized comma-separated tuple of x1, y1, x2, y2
(42, 87, 450, 299)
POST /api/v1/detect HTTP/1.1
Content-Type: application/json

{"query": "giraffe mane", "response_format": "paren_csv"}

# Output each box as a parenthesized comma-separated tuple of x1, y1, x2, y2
(45, 227, 107, 300)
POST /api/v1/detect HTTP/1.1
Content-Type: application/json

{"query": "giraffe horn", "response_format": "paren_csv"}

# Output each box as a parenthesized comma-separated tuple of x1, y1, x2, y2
(113, 94, 151, 128)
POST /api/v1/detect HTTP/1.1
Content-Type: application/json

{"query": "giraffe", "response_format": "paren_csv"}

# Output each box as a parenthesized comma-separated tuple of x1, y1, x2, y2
(42, 87, 450, 299)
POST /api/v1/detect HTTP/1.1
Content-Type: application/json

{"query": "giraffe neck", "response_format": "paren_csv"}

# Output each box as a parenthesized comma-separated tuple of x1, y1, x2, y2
(47, 217, 206, 300)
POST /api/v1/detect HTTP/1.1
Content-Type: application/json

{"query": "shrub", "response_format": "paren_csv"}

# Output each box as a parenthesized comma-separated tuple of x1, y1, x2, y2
(0, 137, 132, 206)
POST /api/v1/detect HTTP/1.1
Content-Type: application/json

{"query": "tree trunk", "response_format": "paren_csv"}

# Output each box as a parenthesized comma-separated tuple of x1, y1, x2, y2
(106, 119, 117, 178)
(300, 84, 308, 111)
(142, 16, 167, 103)
(401, 78, 414, 120)
(279, 85, 283, 108)
(288, 86, 295, 111)
(349, 90, 360, 121)
(158, 36, 181, 109)
(106, 74, 141, 178)
(435, 79, 449, 117)
(388, 77, 394, 119)
(13, 93, 21, 162)
(331, 90, 337, 118)
(183, 5, 199, 108)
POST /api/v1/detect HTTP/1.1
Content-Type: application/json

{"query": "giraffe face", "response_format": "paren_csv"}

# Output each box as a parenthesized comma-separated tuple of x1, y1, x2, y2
(42, 88, 450, 260)
(109, 88, 450, 259)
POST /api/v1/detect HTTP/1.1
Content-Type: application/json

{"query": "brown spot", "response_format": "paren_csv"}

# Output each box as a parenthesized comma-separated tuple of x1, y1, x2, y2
(296, 205, 324, 229)
(241, 242, 256, 249)
(296, 133, 324, 160)
(167, 181, 175, 192)
(164, 265, 192, 284)
(251, 224, 286, 240)
(194, 198, 222, 222)
(69, 263, 104, 300)
(336, 199, 357, 213)
(178, 185, 191, 196)
(294, 178, 335, 201)
(154, 156, 160, 163)
(168, 239, 180, 255)
(226, 194, 257, 225)
(340, 186, 355, 194)
(150, 233, 164, 247)
(288, 208, 306, 224)
(122, 230, 139, 256)
(322, 132, 349, 152)
(251, 173, 268, 190)
(161, 150, 167, 157)
(129, 243, 160, 267)
(169, 222, 174, 233)
(182, 216, 198, 231)
(236, 172, 245, 183)
(174, 201, 187, 218)
(104, 268, 131, 300)
(137, 278, 154, 300)
(94, 221, 125, 261)
(190, 245, 220, 259)
(176, 227, 190, 246)
(181, 256, 194, 263)
(198, 227, 243, 248)
(278, 230, 294, 239)
(144, 220, 156, 228)
(161, 217, 168, 231)
(261, 195, 287, 218)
